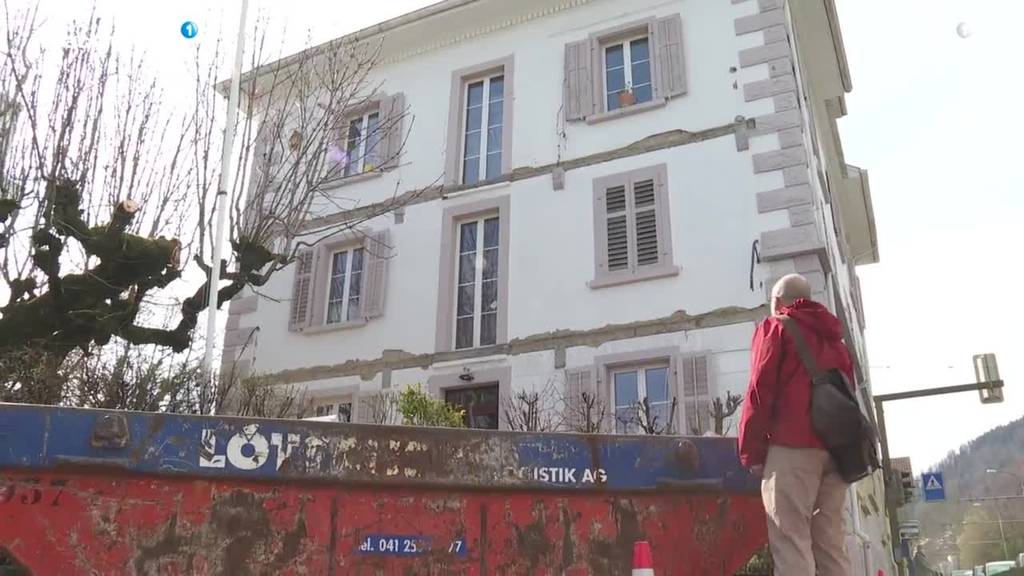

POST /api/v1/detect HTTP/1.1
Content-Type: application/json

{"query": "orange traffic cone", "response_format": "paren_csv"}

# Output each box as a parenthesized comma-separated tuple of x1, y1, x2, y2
(632, 541, 654, 576)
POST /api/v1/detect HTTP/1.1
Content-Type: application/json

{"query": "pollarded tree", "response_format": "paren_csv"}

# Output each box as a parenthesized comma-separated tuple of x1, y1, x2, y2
(0, 6, 419, 402)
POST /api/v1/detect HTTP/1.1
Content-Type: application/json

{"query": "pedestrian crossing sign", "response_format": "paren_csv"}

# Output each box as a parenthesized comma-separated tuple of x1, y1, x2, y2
(922, 472, 945, 502)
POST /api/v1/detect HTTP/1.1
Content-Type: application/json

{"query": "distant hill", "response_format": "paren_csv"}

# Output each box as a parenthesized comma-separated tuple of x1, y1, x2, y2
(909, 415, 1024, 569)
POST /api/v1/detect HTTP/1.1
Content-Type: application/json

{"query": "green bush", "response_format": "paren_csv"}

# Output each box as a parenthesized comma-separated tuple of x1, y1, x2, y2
(398, 385, 466, 428)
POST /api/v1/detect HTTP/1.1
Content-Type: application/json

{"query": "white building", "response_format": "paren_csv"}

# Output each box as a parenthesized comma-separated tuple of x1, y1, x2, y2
(223, 0, 888, 571)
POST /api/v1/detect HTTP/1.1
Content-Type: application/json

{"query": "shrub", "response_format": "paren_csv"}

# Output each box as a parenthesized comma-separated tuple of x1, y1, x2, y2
(397, 385, 465, 428)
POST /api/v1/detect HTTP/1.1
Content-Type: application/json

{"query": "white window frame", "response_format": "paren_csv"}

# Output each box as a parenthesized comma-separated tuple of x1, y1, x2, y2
(460, 74, 505, 185)
(445, 55, 514, 187)
(343, 111, 381, 177)
(314, 400, 353, 422)
(602, 34, 653, 112)
(611, 361, 672, 434)
(453, 215, 500, 350)
(324, 246, 365, 325)
(435, 196, 510, 353)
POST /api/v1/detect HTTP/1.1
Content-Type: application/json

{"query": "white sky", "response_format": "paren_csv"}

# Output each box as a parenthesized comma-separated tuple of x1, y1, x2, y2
(15, 0, 1023, 472)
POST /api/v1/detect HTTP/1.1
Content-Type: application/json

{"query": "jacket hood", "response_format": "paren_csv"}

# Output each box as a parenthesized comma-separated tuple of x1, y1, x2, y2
(779, 299, 845, 341)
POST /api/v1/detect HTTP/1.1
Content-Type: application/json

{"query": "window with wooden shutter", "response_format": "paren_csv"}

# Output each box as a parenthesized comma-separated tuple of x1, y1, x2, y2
(679, 355, 713, 435)
(563, 39, 595, 121)
(380, 93, 406, 170)
(361, 229, 390, 319)
(564, 367, 596, 432)
(564, 14, 687, 122)
(591, 164, 676, 288)
(292, 229, 391, 333)
(653, 14, 686, 99)
(288, 248, 315, 331)
(333, 92, 406, 179)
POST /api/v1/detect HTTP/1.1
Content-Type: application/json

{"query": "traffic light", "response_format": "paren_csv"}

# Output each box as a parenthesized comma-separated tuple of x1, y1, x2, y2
(901, 470, 915, 504)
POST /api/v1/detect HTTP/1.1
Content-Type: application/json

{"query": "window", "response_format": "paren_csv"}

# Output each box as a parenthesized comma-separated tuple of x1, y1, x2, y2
(435, 197, 509, 353)
(446, 56, 514, 186)
(288, 230, 390, 332)
(330, 92, 405, 180)
(314, 401, 353, 422)
(563, 15, 686, 122)
(445, 384, 500, 430)
(455, 216, 500, 349)
(592, 164, 677, 288)
(604, 37, 652, 111)
(461, 75, 504, 184)
(591, 350, 713, 436)
(325, 247, 365, 324)
(343, 111, 381, 176)
(612, 363, 672, 434)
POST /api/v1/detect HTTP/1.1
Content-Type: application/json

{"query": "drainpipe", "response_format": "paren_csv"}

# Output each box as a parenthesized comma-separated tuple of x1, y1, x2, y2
(849, 484, 873, 576)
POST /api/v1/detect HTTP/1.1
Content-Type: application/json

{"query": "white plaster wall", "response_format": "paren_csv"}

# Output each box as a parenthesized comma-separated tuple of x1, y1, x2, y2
(315, 0, 779, 209)
(248, 134, 781, 376)
(238, 0, 792, 392)
(296, 322, 756, 437)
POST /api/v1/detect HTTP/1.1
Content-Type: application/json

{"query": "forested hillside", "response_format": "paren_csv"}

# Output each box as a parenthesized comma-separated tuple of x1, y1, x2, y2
(911, 415, 1024, 568)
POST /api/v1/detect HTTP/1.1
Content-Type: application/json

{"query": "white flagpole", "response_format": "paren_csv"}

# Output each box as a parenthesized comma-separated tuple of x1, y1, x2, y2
(203, 0, 251, 398)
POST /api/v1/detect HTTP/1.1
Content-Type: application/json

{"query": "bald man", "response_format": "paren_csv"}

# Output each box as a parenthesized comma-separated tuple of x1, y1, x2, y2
(739, 274, 855, 576)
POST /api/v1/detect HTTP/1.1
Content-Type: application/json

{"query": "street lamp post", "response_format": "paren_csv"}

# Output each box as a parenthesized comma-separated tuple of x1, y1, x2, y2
(971, 501, 1009, 560)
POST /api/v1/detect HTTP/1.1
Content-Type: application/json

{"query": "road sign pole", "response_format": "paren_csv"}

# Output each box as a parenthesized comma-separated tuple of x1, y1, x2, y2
(872, 378, 1004, 574)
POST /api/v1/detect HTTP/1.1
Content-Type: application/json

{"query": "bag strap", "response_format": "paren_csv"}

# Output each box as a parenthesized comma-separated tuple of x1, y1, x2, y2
(776, 315, 823, 380)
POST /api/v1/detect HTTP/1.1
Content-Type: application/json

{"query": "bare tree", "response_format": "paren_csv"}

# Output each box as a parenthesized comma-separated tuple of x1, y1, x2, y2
(503, 381, 562, 432)
(359, 390, 400, 425)
(710, 392, 743, 436)
(0, 6, 421, 395)
(563, 389, 610, 434)
(621, 396, 679, 436)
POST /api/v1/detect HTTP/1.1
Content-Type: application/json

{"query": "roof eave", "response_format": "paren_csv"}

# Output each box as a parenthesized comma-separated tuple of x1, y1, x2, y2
(215, 0, 482, 99)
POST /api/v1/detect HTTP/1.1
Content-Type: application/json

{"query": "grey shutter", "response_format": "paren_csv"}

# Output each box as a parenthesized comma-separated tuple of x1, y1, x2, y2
(632, 177, 659, 268)
(654, 14, 687, 99)
(288, 248, 315, 331)
(380, 93, 406, 170)
(356, 394, 376, 424)
(680, 355, 712, 435)
(565, 367, 595, 432)
(564, 39, 595, 121)
(361, 229, 390, 319)
(604, 183, 630, 272)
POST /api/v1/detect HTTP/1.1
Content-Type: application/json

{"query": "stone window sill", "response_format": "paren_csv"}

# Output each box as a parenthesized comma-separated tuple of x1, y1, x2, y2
(588, 264, 680, 289)
(323, 169, 385, 188)
(301, 319, 368, 335)
(585, 98, 667, 125)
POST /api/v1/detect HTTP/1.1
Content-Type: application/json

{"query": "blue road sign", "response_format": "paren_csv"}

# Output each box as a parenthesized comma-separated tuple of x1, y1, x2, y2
(922, 471, 946, 502)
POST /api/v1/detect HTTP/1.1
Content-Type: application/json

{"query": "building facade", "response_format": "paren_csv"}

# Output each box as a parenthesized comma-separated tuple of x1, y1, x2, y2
(223, 0, 888, 571)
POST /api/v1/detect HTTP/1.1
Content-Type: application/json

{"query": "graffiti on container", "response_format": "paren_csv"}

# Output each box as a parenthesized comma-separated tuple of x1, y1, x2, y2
(506, 467, 608, 484)
(199, 424, 327, 471)
(357, 534, 468, 557)
(198, 424, 434, 476)
(0, 478, 67, 506)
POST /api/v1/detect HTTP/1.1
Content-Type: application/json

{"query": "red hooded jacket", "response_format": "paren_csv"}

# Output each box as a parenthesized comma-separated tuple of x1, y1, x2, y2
(738, 299, 855, 468)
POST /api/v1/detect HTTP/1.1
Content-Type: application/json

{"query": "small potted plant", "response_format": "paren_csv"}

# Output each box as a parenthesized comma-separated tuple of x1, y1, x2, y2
(617, 82, 636, 108)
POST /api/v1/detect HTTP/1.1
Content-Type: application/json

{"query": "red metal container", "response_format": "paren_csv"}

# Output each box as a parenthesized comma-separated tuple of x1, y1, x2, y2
(0, 404, 766, 574)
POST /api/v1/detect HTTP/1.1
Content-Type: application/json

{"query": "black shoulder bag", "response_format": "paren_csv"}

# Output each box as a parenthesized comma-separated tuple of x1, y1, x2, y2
(777, 315, 881, 483)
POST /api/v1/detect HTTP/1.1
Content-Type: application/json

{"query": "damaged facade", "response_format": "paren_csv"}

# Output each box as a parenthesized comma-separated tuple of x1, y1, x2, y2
(224, 0, 886, 572)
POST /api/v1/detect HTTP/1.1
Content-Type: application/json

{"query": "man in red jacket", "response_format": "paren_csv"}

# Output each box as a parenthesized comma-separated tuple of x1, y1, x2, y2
(739, 274, 854, 576)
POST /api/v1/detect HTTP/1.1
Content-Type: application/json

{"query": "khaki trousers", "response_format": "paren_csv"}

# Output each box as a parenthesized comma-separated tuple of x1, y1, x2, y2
(762, 445, 851, 576)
